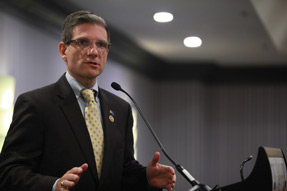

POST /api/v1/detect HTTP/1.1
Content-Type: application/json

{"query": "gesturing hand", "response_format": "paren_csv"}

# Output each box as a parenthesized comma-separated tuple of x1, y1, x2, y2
(56, 163, 88, 191)
(146, 152, 176, 191)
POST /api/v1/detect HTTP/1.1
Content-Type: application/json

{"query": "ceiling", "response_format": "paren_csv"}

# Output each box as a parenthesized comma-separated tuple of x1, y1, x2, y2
(67, 0, 287, 66)
(1, 0, 287, 81)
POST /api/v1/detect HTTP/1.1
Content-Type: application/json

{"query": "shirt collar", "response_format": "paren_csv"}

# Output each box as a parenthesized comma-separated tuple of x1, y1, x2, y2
(65, 72, 99, 99)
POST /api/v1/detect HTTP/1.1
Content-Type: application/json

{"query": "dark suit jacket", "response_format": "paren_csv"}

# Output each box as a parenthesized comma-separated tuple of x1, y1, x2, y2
(0, 74, 159, 191)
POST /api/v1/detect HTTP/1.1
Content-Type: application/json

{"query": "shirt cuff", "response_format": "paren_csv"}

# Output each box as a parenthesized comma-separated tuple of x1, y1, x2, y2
(52, 178, 60, 191)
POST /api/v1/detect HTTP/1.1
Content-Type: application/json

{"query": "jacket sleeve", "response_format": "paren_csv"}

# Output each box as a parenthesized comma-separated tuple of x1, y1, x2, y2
(0, 93, 57, 191)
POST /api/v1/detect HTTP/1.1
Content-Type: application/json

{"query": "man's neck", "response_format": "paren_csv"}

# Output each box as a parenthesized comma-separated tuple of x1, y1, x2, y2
(68, 72, 97, 89)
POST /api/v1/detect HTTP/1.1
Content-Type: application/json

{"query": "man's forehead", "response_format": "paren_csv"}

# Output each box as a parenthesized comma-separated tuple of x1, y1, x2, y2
(72, 23, 108, 39)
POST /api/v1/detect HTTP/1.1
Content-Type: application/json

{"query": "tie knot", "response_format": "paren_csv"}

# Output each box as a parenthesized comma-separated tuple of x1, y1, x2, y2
(81, 89, 95, 102)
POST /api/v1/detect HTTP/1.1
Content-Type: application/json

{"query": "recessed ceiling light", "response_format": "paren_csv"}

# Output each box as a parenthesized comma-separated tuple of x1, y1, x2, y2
(153, 12, 173, 23)
(183, 36, 202, 48)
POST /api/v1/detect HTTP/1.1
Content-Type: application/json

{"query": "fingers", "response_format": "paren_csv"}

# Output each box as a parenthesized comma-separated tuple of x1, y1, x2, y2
(172, 170, 176, 182)
(56, 163, 88, 191)
(167, 168, 176, 190)
(166, 173, 176, 191)
(160, 165, 176, 191)
(147, 153, 177, 190)
(164, 175, 175, 191)
(171, 171, 176, 187)
(166, 165, 175, 175)
(59, 173, 79, 187)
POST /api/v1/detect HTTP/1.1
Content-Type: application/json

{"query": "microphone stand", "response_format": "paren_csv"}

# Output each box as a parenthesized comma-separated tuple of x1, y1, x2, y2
(240, 155, 253, 181)
(111, 82, 212, 191)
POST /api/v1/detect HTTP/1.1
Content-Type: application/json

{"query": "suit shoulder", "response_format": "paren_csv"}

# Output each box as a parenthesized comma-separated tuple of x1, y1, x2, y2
(19, 82, 57, 100)
(99, 88, 130, 106)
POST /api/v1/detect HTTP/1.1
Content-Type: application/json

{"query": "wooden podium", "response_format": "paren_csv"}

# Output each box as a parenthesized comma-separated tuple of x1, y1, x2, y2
(215, 146, 287, 191)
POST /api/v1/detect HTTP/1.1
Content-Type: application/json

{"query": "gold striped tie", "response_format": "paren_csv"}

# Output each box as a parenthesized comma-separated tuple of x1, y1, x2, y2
(81, 89, 104, 179)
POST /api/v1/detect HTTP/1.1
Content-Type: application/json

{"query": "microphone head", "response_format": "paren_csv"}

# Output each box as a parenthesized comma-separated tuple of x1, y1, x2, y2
(111, 82, 122, 91)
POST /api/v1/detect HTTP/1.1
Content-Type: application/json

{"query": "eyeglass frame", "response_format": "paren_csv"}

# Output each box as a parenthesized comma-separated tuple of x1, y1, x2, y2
(65, 38, 111, 52)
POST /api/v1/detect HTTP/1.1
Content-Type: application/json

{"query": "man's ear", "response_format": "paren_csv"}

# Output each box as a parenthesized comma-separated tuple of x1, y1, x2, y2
(59, 42, 68, 62)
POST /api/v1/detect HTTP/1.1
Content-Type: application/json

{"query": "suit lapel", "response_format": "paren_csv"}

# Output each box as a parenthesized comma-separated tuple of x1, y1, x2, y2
(56, 75, 99, 183)
(98, 88, 118, 181)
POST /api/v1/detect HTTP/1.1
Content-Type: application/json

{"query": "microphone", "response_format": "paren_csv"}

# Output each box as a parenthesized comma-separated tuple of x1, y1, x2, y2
(240, 155, 253, 181)
(111, 82, 212, 191)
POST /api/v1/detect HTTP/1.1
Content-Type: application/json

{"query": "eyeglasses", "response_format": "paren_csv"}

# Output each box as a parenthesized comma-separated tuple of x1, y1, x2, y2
(66, 38, 111, 52)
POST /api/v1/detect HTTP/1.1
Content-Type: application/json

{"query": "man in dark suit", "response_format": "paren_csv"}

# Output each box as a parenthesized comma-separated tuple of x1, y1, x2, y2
(0, 11, 176, 191)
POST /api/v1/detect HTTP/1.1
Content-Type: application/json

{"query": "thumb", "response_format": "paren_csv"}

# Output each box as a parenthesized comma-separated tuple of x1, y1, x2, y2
(77, 163, 88, 176)
(150, 152, 160, 167)
(80, 163, 88, 172)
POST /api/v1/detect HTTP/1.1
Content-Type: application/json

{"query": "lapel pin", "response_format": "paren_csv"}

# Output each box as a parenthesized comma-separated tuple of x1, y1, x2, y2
(109, 115, 115, 122)
(109, 110, 115, 116)
(109, 110, 115, 122)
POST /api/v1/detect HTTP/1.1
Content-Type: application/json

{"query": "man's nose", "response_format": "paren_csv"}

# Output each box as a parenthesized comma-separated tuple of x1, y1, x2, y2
(87, 44, 99, 55)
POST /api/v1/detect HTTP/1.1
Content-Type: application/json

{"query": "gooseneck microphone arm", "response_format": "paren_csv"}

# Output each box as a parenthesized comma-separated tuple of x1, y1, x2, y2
(111, 82, 176, 166)
(111, 82, 211, 191)
(240, 155, 253, 181)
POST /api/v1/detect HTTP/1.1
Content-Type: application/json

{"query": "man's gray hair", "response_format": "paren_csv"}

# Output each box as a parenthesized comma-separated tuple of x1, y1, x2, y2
(61, 10, 110, 43)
